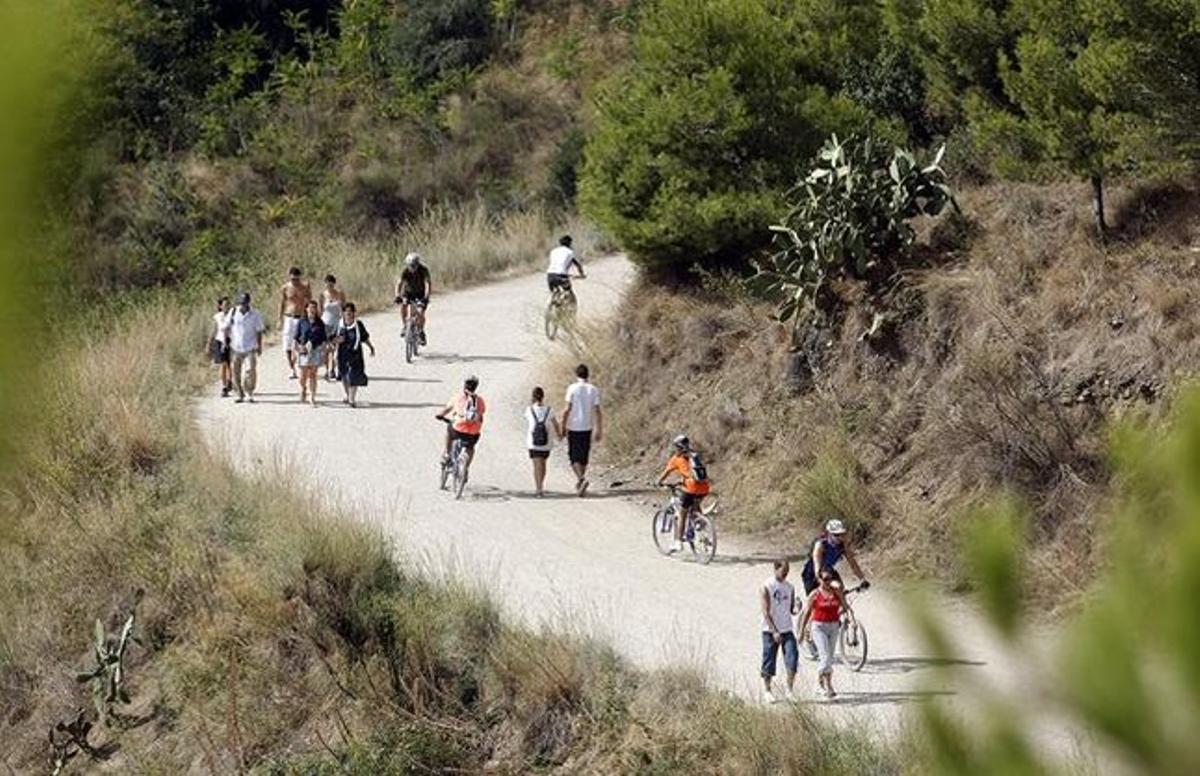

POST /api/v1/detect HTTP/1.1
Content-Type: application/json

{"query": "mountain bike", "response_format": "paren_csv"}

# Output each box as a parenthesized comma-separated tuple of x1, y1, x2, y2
(803, 582, 870, 671)
(404, 300, 426, 363)
(544, 280, 579, 341)
(436, 416, 469, 499)
(650, 485, 718, 564)
(838, 583, 869, 671)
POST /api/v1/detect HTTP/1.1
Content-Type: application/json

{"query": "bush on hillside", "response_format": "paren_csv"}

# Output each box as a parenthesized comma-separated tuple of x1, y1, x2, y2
(579, 0, 874, 274)
(387, 0, 495, 87)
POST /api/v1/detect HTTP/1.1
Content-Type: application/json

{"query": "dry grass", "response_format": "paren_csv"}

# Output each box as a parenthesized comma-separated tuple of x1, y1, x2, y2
(559, 179, 1200, 600)
(261, 204, 607, 313)
(0, 279, 886, 772)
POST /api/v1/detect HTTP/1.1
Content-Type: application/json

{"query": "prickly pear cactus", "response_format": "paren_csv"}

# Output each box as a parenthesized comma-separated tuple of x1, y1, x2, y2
(74, 591, 142, 725)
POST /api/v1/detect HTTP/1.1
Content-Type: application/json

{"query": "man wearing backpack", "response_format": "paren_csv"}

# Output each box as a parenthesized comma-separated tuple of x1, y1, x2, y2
(656, 435, 712, 554)
(438, 375, 487, 475)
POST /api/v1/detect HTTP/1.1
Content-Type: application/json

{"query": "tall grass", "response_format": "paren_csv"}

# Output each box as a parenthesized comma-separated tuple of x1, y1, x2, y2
(262, 203, 609, 313)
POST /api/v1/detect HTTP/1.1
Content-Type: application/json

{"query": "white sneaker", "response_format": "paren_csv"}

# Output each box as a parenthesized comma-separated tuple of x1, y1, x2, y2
(762, 688, 779, 704)
(667, 540, 684, 554)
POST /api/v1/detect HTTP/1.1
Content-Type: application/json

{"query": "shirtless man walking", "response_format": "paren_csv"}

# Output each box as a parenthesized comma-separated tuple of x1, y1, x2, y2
(278, 266, 312, 380)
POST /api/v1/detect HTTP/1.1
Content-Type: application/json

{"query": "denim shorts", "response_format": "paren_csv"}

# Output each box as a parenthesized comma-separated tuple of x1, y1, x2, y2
(761, 631, 798, 677)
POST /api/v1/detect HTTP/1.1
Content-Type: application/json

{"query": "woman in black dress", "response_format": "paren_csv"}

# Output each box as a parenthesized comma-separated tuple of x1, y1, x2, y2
(333, 302, 375, 407)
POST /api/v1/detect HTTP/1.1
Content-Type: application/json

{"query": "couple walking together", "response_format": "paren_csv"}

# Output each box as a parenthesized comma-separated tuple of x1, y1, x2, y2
(524, 363, 602, 497)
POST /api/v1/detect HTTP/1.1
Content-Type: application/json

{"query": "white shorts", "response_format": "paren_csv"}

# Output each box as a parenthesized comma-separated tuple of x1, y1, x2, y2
(282, 315, 301, 347)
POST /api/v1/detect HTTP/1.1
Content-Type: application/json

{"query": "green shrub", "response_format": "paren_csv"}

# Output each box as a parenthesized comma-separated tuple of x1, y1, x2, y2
(579, 0, 873, 274)
(387, 0, 495, 87)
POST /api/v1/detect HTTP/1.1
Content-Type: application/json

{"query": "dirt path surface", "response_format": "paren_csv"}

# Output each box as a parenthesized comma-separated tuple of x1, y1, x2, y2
(197, 257, 1085, 752)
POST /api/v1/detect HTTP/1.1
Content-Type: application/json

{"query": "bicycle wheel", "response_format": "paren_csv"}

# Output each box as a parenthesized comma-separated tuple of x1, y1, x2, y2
(651, 507, 675, 555)
(405, 329, 416, 363)
(689, 514, 717, 565)
(438, 457, 450, 490)
(453, 449, 469, 499)
(839, 619, 868, 672)
(544, 298, 560, 340)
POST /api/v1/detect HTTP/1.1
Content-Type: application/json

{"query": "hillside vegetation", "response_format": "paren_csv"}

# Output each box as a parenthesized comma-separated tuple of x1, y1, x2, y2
(6, 0, 1200, 773)
(553, 0, 1200, 598)
(573, 180, 1200, 595)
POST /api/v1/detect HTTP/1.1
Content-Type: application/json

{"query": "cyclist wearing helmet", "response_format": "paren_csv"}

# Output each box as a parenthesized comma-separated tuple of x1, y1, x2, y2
(437, 375, 487, 473)
(800, 519, 869, 595)
(546, 235, 585, 300)
(395, 252, 432, 346)
(655, 434, 712, 554)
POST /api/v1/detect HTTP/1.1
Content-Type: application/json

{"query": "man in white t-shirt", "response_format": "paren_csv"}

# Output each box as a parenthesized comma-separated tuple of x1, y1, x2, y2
(228, 292, 265, 404)
(560, 362, 602, 496)
(760, 559, 799, 702)
(546, 235, 585, 298)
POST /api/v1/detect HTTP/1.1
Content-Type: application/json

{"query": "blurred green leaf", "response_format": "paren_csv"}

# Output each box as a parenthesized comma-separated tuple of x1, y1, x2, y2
(961, 496, 1026, 639)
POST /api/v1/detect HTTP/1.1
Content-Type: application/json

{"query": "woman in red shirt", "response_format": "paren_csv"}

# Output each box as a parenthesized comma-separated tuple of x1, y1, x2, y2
(798, 568, 854, 698)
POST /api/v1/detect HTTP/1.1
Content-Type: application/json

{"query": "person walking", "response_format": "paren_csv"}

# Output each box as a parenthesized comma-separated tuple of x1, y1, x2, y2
(228, 292, 264, 404)
(761, 559, 799, 703)
(294, 299, 326, 407)
(560, 363, 602, 496)
(278, 266, 312, 380)
(525, 386, 561, 497)
(320, 274, 345, 381)
(209, 296, 233, 396)
(333, 302, 374, 407)
(798, 569, 855, 699)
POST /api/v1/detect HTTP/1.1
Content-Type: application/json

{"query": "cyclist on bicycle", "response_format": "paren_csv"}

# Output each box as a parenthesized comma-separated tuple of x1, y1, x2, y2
(437, 375, 486, 472)
(394, 252, 431, 346)
(655, 435, 711, 554)
(800, 519, 868, 659)
(800, 519, 870, 595)
(546, 235, 585, 303)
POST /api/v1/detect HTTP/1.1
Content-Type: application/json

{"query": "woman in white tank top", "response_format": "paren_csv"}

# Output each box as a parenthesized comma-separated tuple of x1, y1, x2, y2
(526, 386, 562, 497)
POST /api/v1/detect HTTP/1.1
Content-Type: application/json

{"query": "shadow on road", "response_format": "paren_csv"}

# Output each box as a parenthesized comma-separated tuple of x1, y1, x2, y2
(802, 689, 956, 707)
(469, 488, 644, 502)
(369, 375, 443, 384)
(421, 352, 525, 363)
(860, 657, 986, 675)
(704, 551, 784, 567)
(352, 401, 444, 410)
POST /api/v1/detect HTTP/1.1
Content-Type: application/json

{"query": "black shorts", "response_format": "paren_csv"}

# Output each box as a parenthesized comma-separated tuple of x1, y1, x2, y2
(452, 429, 480, 449)
(567, 430, 592, 465)
(547, 273, 572, 292)
(528, 449, 550, 460)
(209, 341, 230, 364)
(401, 294, 428, 307)
(679, 492, 703, 510)
(801, 567, 842, 595)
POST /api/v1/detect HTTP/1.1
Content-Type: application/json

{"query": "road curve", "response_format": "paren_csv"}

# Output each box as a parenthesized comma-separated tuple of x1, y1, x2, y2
(197, 256, 1085, 753)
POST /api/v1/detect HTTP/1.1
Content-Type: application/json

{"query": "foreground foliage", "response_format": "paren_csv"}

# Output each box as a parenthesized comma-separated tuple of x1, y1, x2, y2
(927, 391, 1200, 773)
